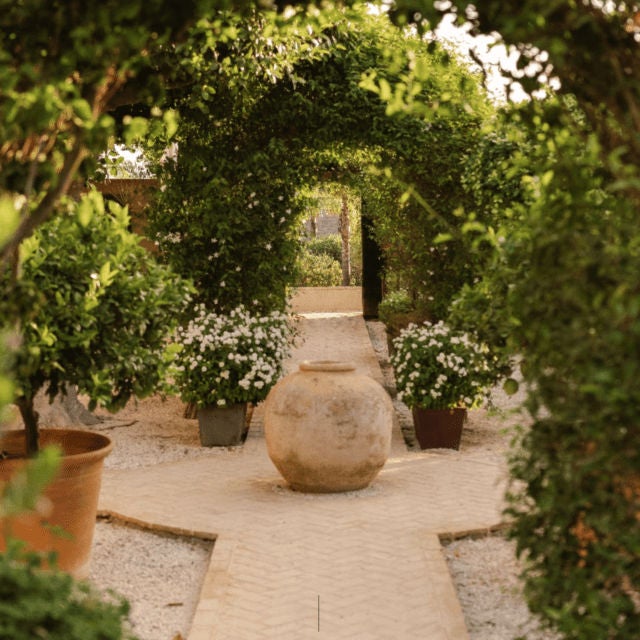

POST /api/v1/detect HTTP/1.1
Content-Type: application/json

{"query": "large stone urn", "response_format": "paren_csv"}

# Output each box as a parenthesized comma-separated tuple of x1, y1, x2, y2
(264, 360, 393, 493)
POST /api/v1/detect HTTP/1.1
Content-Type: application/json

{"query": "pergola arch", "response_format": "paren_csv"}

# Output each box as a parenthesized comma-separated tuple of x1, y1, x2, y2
(148, 9, 489, 315)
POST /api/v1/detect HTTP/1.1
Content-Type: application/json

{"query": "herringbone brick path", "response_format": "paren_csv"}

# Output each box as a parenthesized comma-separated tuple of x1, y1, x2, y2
(99, 313, 507, 639)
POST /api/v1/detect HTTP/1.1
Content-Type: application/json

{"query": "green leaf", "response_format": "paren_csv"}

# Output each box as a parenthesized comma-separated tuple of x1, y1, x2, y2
(502, 378, 519, 396)
(1, 447, 61, 518)
(0, 195, 20, 246)
(378, 78, 392, 101)
(99, 261, 117, 287)
(123, 116, 149, 143)
(77, 197, 94, 227)
(163, 109, 179, 139)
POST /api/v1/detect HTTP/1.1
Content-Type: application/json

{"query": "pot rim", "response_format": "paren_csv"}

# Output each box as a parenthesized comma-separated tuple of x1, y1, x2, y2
(0, 427, 113, 466)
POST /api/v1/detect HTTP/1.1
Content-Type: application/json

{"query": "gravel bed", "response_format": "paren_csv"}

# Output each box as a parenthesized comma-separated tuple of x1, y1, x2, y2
(74, 319, 552, 639)
(90, 521, 212, 640)
(443, 536, 560, 640)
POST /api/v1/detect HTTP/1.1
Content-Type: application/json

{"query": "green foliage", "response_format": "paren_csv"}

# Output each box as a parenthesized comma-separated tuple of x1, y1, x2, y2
(0, 331, 15, 425)
(147, 6, 492, 313)
(377, 289, 430, 343)
(294, 250, 342, 287)
(0, 447, 60, 520)
(0, 541, 138, 640)
(453, 98, 640, 637)
(306, 234, 342, 263)
(378, 290, 413, 323)
(0, 1, 220, 261)
(379, 3, 640, 633)
(0, 190, 192, 449)
(501, 117, 640, 638)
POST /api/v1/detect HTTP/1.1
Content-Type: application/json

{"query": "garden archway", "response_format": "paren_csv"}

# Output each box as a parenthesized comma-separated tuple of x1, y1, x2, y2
(148, 8, 492, 317)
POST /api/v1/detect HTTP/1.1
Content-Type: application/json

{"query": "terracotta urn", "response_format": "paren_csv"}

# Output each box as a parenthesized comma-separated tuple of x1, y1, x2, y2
(264, 360, 393, 493)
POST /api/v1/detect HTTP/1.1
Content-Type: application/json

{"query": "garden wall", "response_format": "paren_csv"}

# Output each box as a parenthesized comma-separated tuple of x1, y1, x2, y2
(289, 287, 362, 313)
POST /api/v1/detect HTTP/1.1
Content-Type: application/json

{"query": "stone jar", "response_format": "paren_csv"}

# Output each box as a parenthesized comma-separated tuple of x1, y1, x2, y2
(264, 360, 393, 493)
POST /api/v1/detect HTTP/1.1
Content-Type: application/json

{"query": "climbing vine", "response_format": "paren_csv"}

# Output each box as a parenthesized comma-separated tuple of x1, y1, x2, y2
(382, 3, 640, 637)
(147, 5, 495, 316)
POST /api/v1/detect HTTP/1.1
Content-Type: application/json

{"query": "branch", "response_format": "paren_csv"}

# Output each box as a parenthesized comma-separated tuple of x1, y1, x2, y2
(0, 136, 88, 264)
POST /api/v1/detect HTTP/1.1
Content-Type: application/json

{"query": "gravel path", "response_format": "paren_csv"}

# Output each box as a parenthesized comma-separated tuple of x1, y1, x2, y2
(83, 319, 554, 640)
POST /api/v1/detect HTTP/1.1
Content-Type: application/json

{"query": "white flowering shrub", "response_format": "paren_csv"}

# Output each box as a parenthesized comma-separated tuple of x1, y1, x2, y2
(390, 321, 492, 410)
(172, 305, 295, 407)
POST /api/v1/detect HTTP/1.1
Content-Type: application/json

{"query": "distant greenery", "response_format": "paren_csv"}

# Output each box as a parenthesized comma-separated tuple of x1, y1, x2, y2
(294, 250, 342, 287)
(306, 235, 342, 263)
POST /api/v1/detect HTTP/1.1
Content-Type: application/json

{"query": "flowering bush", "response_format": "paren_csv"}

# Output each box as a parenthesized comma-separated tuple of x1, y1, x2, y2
(391, 321, 491, 410)
(172, 305, 295, 407)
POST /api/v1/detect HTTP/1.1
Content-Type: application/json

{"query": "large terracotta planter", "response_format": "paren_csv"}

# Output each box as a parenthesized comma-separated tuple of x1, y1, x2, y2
(264, 360, 393, 493)
(412, 407, 467, 450)
(0, 428, 112, 578)
(197, 403, 248, 446)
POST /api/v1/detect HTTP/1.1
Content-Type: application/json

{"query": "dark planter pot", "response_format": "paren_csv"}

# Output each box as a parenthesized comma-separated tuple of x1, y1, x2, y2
(411, 407, 467, 450)
(0, 428, 112, 578)
(197, 403, 248, 446)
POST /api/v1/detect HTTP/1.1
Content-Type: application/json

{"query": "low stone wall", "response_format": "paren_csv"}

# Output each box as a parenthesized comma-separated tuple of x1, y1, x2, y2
(289, 286, 362, 313)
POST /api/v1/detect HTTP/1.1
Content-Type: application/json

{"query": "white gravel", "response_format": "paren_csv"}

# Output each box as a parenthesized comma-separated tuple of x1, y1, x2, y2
(79, 319, 555, 640)
(90, 521, 212, 640)
(443, 536, 560, 640)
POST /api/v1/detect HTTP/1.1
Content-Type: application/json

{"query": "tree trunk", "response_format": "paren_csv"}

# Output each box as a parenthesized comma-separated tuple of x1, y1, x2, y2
(16, 396, 39, 457)
(33, 386, 103, 427)
(340, 192, 351, 286)
(361, 199, 383, 319)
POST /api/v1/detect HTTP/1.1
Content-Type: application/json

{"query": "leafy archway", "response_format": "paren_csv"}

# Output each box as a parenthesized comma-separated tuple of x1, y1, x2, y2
(147, 6, 494, 315)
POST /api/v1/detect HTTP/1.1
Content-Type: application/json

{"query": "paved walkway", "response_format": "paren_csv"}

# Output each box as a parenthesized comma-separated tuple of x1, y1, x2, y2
(98, 313, 507, 639)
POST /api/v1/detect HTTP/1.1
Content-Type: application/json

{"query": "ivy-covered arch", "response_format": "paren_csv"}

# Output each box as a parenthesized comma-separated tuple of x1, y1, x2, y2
(148, 6, 494, 315)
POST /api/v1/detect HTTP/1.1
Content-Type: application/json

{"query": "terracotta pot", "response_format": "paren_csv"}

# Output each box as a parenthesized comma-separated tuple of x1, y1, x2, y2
(264, 360, 393, 493)
(411, 407, 467, 450)
(197, 403, 248, 446)
(0, 428, 112, 578)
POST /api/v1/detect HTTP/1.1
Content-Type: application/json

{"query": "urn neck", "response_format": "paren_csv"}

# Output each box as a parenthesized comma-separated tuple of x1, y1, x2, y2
(299, 360, 356, 372)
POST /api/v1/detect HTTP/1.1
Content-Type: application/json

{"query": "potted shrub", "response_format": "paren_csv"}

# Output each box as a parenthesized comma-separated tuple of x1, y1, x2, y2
(390, 321, 492, 449)
(172, 304, 295, 446)
(0, 191, 191, 574)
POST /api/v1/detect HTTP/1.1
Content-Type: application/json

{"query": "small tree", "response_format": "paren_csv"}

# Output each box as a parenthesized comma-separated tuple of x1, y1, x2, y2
(1, 191, 191, 455)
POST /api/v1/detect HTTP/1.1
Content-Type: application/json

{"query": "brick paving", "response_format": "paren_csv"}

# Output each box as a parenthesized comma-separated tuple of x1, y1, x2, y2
(98, 313, 507, 639)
